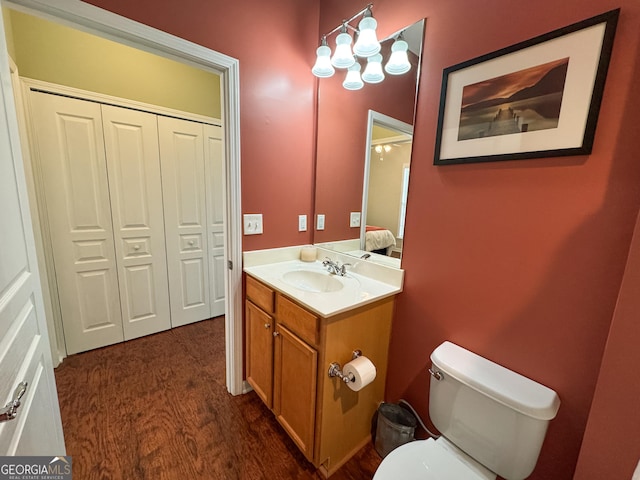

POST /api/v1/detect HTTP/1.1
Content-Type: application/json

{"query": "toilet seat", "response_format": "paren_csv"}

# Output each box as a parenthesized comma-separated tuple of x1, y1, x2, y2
(373, 437, 497, 480)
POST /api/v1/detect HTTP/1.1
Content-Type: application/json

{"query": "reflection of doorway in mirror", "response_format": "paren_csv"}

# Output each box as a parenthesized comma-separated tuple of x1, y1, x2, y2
(362, 110, 413, 265)
(398, 164, 410, 240)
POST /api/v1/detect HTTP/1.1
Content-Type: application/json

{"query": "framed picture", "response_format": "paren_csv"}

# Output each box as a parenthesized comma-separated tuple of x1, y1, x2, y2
(434, 9, 619, 165)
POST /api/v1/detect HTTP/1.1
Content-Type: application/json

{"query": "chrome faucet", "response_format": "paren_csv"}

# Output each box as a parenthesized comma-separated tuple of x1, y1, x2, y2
(322, 257, 351, 276)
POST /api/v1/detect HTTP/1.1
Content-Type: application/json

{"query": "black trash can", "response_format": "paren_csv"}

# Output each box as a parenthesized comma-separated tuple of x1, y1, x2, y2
(374, 402, 417, 458)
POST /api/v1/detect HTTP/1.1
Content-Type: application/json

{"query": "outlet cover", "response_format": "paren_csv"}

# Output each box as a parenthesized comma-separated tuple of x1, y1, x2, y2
(243, 214, 263, 235)
(298, 215, 307, 232)
(317, 214, 325, 231)
(350, 212, 361, 228)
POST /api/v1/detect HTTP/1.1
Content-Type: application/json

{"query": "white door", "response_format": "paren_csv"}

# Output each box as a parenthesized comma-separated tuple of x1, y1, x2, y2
(204, 124, 225, 318)
(158, 116, 211, 327)
(0, 12, 65, 454)
(29, 92, 124, 355)
(102, 105, 171, 340)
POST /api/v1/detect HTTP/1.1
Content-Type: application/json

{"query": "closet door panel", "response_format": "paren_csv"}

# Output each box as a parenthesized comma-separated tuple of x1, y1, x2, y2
(102, 105, 171, 340)
(29, 92, 123, 355)
(205, 124, 225, 318)
(158, 116, 210, 327)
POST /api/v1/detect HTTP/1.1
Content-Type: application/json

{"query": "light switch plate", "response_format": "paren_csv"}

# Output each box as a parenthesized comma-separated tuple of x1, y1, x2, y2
(350, 212, 361, 228)
(298, 215, 307, 232)
(243, 214, 263, 235)
(317, 214, 325, 231)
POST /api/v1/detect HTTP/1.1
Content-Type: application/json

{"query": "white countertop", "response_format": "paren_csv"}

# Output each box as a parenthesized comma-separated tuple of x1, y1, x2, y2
(243, 246, 403, 318)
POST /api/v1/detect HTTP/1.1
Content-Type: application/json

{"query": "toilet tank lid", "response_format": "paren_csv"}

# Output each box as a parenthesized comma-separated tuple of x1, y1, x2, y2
(431, 342, 560, 420)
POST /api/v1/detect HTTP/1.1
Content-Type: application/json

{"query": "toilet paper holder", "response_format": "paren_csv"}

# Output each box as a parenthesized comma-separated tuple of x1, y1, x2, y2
(328, 350, 362, 383)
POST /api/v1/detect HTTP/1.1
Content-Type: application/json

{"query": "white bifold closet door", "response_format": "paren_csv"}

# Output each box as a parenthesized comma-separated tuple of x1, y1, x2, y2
(158, 116, 212, 327)
(205, 124, 225, 318)
(101, 105, 171, 339)
(30, 93, 123, 354)
(30, 92, 171, 354)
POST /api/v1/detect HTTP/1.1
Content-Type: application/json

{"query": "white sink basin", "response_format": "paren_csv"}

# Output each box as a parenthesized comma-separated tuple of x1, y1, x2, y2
(281, 270, 344, 293)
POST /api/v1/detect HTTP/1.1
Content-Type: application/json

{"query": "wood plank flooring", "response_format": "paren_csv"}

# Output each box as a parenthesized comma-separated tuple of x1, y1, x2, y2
(54, 317, 382, 479)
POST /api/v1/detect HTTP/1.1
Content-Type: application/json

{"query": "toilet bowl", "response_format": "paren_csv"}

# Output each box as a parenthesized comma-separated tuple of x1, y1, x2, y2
(373, 341, 560, 480)
(374, 437, 495, 480)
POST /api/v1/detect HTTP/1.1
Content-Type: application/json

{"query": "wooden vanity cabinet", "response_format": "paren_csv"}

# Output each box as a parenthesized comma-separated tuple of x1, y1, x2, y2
(245, 276, 275, 407)
(273, 323, 318, 459)
(244, 274, 394, 477)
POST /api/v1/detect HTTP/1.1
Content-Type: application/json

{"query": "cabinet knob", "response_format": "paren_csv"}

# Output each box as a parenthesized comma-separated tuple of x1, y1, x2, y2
(273, 331, 280, 337)
(264, 323, 270, 329)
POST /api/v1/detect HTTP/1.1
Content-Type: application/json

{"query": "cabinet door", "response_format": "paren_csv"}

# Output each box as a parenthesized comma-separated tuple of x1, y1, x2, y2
(204, 124, 225, 318)
(102, 105, 171, 340)
(273, 324, 317, 461)
(158, 116, 210, 327)
(29, 91, 123, 354)
(245, 301, 274, 408)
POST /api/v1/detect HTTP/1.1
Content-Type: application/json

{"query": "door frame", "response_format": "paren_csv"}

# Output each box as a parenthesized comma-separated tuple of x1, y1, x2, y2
(361, 110, 413, 254)
(3, 0, 245, 395)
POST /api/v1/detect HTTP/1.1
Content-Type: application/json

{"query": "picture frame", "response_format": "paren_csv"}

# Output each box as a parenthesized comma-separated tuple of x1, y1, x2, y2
(433, 9, 620, 165)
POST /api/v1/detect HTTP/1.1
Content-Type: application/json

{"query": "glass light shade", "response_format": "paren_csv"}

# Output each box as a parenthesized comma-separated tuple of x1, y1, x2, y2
(331, 32, 355, 69)
(385, 39, 411, 75)
(353, 17, 380, 57)
(312, 45, 335, 78)
(343, 63, 364, 90)
(362, 54, 384, 84)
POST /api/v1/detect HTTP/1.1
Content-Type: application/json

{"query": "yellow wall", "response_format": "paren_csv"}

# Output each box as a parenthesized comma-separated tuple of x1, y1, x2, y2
(367, 143, 411, 235)
(9, 10, 220, 118)
(2, 8, 16, 60)
(372, 125, 399, 142)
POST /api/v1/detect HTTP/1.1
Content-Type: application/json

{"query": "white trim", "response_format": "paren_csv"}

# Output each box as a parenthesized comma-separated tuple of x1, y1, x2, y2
(3, 0, 244, 395)
(361, 110, 413, 248)
(371, 135, 412, 145)
(21, 78, 222, 126)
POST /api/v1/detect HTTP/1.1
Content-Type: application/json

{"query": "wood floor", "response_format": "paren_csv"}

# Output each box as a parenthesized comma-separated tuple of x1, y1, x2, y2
(54, 317, 382, 479)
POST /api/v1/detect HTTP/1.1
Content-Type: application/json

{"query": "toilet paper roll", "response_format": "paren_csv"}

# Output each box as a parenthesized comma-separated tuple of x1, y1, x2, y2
(343, 356, 376, 392)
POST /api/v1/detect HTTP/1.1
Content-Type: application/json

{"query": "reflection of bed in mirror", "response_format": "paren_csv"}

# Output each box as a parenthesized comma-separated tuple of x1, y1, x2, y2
(365, 226, 396, 256)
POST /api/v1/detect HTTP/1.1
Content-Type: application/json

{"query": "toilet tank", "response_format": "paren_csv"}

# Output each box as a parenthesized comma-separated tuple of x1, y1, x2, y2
(429, 342, 560, 480)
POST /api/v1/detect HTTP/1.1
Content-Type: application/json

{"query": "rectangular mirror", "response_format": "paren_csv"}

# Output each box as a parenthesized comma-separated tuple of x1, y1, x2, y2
(313, 19, 425, 267)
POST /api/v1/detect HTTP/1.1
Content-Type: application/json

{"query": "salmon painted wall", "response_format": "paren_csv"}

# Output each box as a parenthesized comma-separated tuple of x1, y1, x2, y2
(85, 0, 319, 251)
(574, 211, 640, 477)
(81, 0, 640, 478)
(331, 1, 640, 479)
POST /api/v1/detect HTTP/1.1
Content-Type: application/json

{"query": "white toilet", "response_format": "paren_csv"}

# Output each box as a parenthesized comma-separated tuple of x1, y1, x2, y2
(374, 341, 560, 480)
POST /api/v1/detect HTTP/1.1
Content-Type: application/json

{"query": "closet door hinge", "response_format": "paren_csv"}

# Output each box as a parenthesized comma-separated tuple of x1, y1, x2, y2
(228, 260, 233, 270)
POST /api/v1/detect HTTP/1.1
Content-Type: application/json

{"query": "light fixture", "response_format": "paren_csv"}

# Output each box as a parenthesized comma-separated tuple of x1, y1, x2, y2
(362, 54, 385, 84)
(374, 144, 392, 160)
(385, 36, 411, 75)
(374, 144, 392, 153)
(311, 37, 335, 78)
(343, 62, 364, 91)
(353, 6, 381, 58)
(331, 24, 356, 69)
(311, 4, 413, 91)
